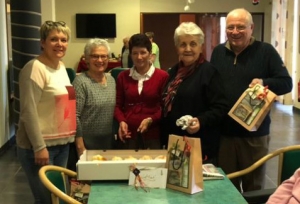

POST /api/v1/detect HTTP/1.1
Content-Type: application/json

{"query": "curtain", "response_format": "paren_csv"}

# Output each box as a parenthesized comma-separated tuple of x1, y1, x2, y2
(271, 0, 293, 104)
(198, 14, 220, 61)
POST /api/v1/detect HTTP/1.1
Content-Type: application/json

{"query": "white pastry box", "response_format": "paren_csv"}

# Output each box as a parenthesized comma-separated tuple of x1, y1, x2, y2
(76, 149, 167, 180)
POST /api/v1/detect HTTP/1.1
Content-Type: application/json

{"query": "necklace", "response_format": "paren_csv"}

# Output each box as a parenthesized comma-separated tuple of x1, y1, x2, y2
(99, 74, 107, 87)
(100, 77, 107, 87)
(88, 72, 107, 87)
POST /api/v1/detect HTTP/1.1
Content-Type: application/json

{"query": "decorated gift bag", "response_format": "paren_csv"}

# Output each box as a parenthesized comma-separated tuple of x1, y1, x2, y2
(166, 134, 203, 194)
(228, 84, 277, 131)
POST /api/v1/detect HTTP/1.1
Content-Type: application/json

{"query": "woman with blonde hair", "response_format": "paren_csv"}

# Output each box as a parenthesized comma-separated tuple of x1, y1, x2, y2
(17, 21, 75, 204)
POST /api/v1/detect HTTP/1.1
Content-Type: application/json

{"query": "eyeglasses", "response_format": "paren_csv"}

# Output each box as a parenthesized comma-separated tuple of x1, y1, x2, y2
(226, 25, 249, 32)
(179, 41, 199, 49)
(45, 21, 66, 27)
(89, 54, 108, 60)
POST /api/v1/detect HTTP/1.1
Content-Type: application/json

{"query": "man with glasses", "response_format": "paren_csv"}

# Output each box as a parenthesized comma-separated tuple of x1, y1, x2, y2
(210, 8, 292, 192)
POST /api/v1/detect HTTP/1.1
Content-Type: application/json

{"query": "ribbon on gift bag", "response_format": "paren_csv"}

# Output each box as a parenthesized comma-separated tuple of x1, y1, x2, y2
(166, 134, 203, 194)
(248, 85, 269, 105)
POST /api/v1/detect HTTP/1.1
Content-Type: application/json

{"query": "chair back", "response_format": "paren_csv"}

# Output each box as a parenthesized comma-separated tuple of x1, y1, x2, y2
(226, 145, 300, 204)
(227, 145, 300, 180)
(46, 171, 67, 204)
(39, 165, 81, 204)
(280, 149, 300, 183)
(66, 68, 76, 83)
(109, 67, 129, 81)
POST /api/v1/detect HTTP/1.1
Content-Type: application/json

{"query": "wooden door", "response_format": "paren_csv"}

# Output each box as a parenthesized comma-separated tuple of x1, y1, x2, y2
(141, 13, 179, 70)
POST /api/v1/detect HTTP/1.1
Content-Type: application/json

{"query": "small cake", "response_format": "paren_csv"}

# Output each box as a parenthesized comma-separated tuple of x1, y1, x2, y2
(111, 156, 123, 161)
(92, 154, 106, 161)
(155, 155, 166, 160)
(124, 156, 137, 160)
(139, 155, 153, 160)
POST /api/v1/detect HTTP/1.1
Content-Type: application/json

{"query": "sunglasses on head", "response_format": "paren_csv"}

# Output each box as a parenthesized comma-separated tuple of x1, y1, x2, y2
(45, 21, 66, 27)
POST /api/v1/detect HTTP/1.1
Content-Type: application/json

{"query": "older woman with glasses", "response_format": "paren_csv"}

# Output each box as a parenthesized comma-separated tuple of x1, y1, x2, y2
(114, 33, 168, 149)
(16, 21, 75, 204)
(72, 38, 116, 155)
(161, 22, 228, 164)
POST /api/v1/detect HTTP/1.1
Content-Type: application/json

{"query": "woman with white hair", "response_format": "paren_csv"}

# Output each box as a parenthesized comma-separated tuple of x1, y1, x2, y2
(161, 22, 228, 164)
(73, 38, 116, 154)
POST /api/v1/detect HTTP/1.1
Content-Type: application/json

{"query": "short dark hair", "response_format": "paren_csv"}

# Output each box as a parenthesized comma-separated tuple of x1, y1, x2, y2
(129, 33, 152, 54)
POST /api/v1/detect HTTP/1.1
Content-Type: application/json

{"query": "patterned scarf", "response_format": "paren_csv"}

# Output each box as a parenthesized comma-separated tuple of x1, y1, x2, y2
(163, 54, 205, 117)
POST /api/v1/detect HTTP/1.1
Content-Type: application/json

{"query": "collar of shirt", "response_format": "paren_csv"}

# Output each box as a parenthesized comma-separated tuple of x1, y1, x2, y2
(129, 64, 155, 94)
(129, 64, 155, 81)
(225, 36, 255, 52)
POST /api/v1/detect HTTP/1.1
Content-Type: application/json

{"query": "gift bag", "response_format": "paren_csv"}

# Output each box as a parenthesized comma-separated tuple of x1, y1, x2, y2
(228, 84, 277, 131)
(166, 134, 203, 194)
(70, 179, 90, 204)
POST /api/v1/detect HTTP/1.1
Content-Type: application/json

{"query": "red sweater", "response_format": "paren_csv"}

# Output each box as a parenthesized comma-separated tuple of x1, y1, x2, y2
(76, 58, 88, 73)
(114, 68, 168, 140)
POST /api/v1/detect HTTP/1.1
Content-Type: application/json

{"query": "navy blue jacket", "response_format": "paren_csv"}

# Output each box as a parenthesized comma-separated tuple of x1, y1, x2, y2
(210, 39, 292, 137)
(161, 60, 229, 160)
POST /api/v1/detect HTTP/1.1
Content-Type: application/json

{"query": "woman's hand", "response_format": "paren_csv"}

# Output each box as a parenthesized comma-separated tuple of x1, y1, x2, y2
(75, 137, 86, 157)
(119, 121, 131, 142)
(34, 148, 49, 166)
(186, 117, 200, 134)
(137, 117, 153, 133)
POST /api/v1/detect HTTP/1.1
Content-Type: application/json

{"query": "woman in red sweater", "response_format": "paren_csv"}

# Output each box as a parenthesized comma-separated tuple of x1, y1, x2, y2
(114, 33, 168, 149)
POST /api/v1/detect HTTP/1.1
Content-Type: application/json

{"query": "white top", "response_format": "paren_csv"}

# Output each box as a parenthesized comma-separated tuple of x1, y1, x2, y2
(129, 64, 155, 94)
(16, 59, 76, 152)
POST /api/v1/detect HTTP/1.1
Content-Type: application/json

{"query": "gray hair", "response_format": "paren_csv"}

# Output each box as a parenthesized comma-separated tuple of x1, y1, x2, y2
(84, 38, 111, 60)
(226, 8, 253, 25)
(174, 22, 205, 46)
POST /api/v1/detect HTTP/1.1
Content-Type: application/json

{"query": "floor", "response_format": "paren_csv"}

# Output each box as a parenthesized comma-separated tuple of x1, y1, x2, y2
(0, 102, 299, 204)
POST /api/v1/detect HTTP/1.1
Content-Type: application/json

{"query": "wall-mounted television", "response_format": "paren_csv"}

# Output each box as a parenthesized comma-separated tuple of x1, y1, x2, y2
(76, 13, 116, 38)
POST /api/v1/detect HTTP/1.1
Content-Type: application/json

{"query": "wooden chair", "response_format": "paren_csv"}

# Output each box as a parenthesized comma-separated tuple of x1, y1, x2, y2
(227, 145, 300, 204)
(39, 165, 82, 204)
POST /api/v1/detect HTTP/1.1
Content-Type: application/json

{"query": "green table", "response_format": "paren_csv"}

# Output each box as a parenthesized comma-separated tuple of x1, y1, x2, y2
(88, 170, 247, 204)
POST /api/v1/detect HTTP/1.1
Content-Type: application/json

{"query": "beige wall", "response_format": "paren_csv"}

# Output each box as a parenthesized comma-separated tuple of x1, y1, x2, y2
(54, 0, 140, 69)
(48, 0, 272, 70)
